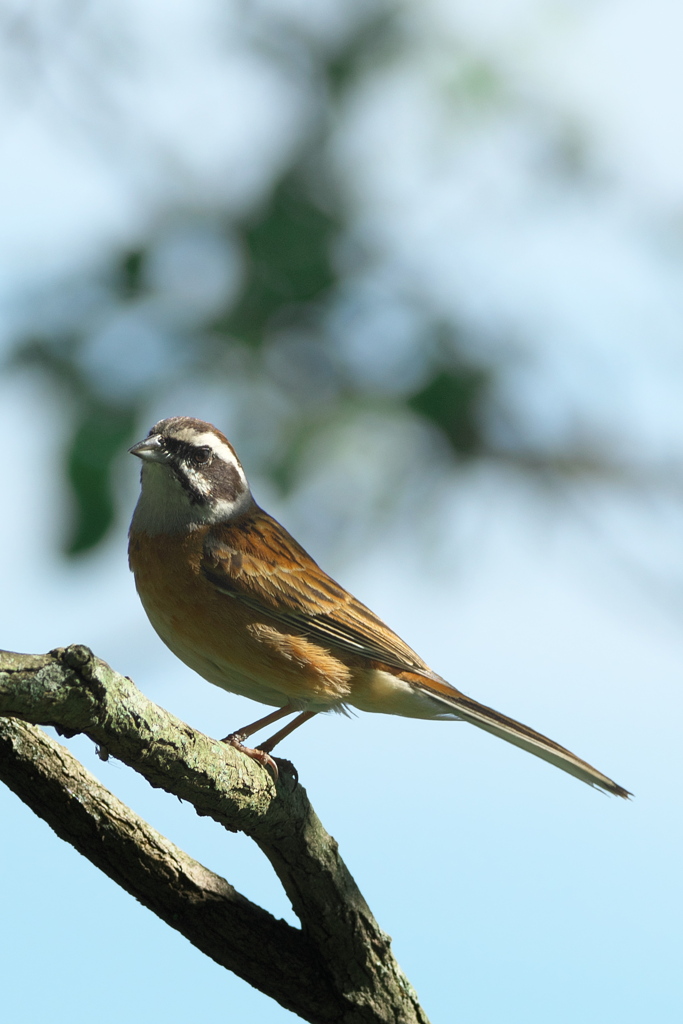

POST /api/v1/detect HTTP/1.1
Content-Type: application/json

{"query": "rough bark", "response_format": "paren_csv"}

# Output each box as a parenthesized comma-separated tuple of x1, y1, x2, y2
(0, 645, 430, 1024)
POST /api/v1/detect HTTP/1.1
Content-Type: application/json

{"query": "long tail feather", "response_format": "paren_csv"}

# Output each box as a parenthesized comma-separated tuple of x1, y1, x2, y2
(412, 677, 630, 798)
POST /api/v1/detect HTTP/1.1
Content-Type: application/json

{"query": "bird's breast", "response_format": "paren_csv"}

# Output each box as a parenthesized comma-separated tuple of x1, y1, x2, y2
(128, 528, 354, 709)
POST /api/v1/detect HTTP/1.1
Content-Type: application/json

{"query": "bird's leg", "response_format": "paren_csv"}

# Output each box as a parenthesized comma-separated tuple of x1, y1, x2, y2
(220, 704, 297, 744)
(221, 704, 300, 780)
(251, 711, 318, 782)
(259, 711, 318, 753)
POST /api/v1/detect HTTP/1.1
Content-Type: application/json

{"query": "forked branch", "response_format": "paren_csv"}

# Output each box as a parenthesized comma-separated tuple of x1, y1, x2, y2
(0, 646, 430, 1024)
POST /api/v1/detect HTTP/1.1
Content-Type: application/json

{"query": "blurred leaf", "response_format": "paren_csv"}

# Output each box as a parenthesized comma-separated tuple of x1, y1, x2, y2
(12, 335, 86, 392)
(408, 365, 491, 458)
(65, 405, 139, 555)
(219, 174, 339, 345)
(118, 249, 147, 299)
(326, 8, 400, 97)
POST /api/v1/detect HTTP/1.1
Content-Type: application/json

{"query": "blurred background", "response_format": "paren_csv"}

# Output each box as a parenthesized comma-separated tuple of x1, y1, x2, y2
(1, 1, 682, 1021)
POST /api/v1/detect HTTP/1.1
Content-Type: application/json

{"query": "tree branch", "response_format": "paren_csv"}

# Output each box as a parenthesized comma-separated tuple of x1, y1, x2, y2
(0, 645, 430, 1024)
(0, 717, 335, 1016)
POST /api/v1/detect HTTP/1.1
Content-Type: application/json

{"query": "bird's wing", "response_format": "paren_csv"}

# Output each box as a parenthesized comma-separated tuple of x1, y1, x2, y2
(202, 511, 631, 799)
(201, 509, 442, 678)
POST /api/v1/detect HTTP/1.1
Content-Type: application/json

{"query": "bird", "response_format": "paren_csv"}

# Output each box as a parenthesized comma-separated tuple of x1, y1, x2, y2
(128, 415, 629, 797)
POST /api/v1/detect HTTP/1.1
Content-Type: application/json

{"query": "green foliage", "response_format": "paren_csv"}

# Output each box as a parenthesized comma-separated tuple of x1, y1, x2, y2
(219, 174, 339, 346)
(118, 249, 147, 300)
(65, 405, 139, 554)
(12, 335, 142, 554)
(408, 365, 491, 459)
(5, 3, 605, 557)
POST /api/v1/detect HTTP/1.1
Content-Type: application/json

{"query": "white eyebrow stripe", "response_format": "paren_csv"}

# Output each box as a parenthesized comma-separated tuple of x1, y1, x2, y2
(171, 429, 239, 464)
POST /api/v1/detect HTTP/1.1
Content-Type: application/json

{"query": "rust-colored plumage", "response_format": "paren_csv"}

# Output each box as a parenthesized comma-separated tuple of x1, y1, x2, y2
(128, 417, 630, 797)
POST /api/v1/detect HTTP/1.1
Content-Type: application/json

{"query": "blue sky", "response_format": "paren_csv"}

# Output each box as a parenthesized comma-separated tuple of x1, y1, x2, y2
(2, 2, 683, 1022)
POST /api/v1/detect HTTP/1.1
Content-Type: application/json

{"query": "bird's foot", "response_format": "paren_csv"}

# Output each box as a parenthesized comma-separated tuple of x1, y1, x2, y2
(223, 733, 280, 779)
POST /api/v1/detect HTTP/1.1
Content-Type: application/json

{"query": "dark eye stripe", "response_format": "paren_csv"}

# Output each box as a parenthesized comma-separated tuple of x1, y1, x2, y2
(163, 437, 212, 463)
(161, 434, 245, 506)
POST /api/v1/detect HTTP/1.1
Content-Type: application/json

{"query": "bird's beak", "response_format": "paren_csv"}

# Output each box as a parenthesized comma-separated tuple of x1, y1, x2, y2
(129, 435, 166, 462)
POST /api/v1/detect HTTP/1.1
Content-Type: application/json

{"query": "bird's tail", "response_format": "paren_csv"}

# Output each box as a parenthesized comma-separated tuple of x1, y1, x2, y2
(411, 675, 630, 798)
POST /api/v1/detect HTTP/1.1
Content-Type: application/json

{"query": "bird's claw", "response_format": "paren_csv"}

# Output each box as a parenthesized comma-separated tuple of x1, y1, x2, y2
(271, 757, 298, 783)
(223, 733, 280, 779)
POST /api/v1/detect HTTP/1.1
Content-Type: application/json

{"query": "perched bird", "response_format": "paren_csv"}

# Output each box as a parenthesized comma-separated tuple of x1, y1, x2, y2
(128, 416, 629, 797)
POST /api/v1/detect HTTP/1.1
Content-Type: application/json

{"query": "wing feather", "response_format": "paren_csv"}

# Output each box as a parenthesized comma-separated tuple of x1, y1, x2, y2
(201, 509, 441, 677)
(201, 509, 630, 798)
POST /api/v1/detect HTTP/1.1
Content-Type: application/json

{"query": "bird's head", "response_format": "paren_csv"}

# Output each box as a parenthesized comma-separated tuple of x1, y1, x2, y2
(129, 416, 252, 533)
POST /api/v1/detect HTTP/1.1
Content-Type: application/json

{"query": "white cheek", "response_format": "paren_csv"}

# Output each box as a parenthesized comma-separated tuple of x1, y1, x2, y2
(182, 465, 211, 497)
(210, 495, 248, 520)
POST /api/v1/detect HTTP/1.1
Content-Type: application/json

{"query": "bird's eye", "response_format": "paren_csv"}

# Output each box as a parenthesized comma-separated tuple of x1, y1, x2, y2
(192, 446, 212, 466)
